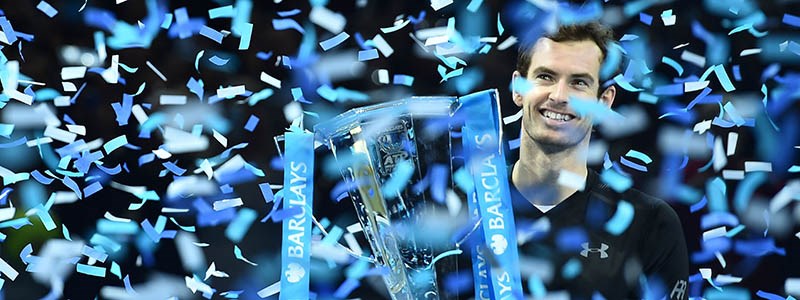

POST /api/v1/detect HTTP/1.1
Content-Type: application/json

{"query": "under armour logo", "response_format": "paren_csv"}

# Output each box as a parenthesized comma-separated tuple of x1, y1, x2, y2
(670, 280, 687, 299)
(580, 242, 609, 259)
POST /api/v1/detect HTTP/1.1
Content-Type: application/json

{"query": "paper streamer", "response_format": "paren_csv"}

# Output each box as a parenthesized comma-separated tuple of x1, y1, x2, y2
(460, 90, 524, 299)
(279, 126, 315, 300)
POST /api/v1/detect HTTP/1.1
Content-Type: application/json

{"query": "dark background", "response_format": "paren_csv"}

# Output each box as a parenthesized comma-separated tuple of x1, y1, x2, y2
(0, 0, 798, 299)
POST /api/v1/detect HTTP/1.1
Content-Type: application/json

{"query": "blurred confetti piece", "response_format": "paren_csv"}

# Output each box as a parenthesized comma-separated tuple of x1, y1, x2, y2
(44, 126, 76, 143)
(768, 180, 800, 213)
(185, 275, 214, 295)
(36, 1, 58, 18)
(713, 137, 727, 171)
(605, 200, 634, 235)
(681, 50, 706, 68)
(625, 150, 652, 164)
(160, 95, 187, 105)
(380, 19, 410, 34)
(103, 135, 128, 154)
(467, 0, 483, 12)
(309, 6, 345, 34)
(783, 13, 800, 27)
(208, 5, 234, 19)
(600, 168, 632, 193)
(371, 34, 394, 57)
(257, 281, 280, 298)
(76, 263, 106, 277)
(212, 129, 228, 147)
(319, 32, 350, 51)
(612, 74, 644, 92)
(217, 85, 247, 99)
(661, 56, 684, 76)
(431, 0, 454, 11)
(393, 74, 414, 86)
(744, 161, 772, 172)
(703, 226, 727, 241)
(238, 22, 253, 50)
(0, 123, 14, 138)
(176, 232, 206, 274)
(234, 245, 257, 266)
(727, 132, 738, 156)
(146, 61, 167, 81)
(357, 49, 379, 61)
(0, 257, 18, 280)
(199, 26, 224, 43)
(110, 261, 121, 279)
(557, 170, 586, 191)
(660, 9, 676, 26)
(204, 262, 229, 280)
(91, 233, 122, 252)
(209, 55, 229, 66)
(425, 249, 462, 270)
(225, 208, 257, 243)
(61, 66, 87, 80)
(212, 198, 243, 211)
(259, 72, 282, 89)
(381, 160, 414, 199)
(82, 245, 109, 263)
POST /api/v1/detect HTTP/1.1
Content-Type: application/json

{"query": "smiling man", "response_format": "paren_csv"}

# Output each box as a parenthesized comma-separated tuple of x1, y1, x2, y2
(509, 22, 689, 299)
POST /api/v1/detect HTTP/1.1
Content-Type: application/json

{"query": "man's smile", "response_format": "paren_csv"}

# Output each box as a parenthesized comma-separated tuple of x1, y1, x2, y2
(538, 108, 577, 123)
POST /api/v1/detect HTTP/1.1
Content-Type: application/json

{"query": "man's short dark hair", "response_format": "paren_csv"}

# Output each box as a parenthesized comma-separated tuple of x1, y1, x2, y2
(515, 22, 615, 77)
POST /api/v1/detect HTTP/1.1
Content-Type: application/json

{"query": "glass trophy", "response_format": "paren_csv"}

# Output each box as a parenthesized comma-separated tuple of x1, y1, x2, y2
(313, 89, 511, 299)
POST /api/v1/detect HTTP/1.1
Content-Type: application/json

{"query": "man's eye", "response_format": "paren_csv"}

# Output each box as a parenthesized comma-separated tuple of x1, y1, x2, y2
(573, 80, 588, 87)
(536, 74, 553, 81)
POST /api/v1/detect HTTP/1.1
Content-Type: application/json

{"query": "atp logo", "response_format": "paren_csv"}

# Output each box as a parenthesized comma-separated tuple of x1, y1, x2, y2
(490, 234, 508, 255)
(285, 262, 306, 283)
(580, 242, 609, 259)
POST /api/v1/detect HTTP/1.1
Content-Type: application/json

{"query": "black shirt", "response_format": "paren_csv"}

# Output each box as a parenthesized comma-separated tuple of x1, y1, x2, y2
(510, 167, 689, 299)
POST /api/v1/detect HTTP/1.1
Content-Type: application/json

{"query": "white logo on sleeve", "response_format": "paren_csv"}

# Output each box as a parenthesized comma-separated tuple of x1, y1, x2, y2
(670, 280, 687, 299)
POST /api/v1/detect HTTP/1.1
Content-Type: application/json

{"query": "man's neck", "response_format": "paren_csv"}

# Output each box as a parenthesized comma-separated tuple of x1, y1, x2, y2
(512, 136, 589, 206)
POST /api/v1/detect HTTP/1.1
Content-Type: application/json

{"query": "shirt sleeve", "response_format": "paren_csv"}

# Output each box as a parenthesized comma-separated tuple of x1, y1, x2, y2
(640, 201, 690, 300)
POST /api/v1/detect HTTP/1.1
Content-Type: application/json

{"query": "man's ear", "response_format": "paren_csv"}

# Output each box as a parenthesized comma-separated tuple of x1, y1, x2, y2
(512, 70, 524, 107)
(599, 85, 616, 108)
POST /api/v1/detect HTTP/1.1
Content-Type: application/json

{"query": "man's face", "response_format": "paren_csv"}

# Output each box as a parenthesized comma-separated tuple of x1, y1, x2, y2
(513, 38, 614, 150)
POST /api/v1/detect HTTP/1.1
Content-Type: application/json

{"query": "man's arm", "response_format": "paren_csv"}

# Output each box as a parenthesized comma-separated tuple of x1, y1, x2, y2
(640, 200, 690, 300)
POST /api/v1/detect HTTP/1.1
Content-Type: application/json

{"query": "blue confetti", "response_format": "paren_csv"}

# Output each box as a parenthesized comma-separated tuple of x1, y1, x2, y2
(244, 115, 259, 132)
(357, 49, 379, 61)
(639, 12, 653, 25)
(319, 32, 350, 51)
(272, 19, 305, 34)
(600, 168, 632, 193)
(706, 177, 728, 212)
(199, 26, 224, 43)
(783, 13, 800, 27)
(208, 5, 234, 19)
(76, 264, 106, 277)
(605, 200, 634, 235)
(381, 160, 414, 199)
(209, 55, 229, 66)
(556, 227, 588, 252)
(226, 208, 257, 243)
(393, 74, 414, 86)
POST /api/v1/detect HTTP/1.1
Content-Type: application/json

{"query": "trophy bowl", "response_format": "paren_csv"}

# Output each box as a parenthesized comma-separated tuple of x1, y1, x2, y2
(314, 95, 468, 300)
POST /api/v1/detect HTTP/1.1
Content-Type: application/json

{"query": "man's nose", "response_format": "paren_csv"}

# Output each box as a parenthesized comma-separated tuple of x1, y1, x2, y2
(548, 81, 569, 103)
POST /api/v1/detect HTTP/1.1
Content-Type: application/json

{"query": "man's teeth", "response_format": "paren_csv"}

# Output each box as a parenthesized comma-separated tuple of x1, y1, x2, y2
(543, 110, 574, 121)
